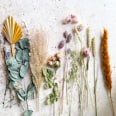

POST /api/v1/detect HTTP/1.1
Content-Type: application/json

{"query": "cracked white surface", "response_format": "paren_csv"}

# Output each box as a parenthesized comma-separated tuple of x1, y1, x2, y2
(0, 0, 116, 116)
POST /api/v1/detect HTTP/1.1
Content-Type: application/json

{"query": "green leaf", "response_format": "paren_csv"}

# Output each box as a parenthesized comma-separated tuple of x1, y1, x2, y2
(20, 63, 29, 77)
(27, 83, 35, 98)
(15, 42, 20, 50)
(23, 49, 29, 62)
(6, 57, 18, 66)
(9, 70, 21, 81)
(9, 81, 16, 89)
(8, 64, 20, 72)
(42, 68, 54, 79)
(9, 74, 21, 82)
(17, 88, 26, 101)
(19, 38, 29, 49)
(16, 49, 23, 62)
(23, 110, 33, 116)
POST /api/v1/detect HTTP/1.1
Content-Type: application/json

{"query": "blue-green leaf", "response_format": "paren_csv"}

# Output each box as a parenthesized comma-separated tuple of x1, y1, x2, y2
(16, 49, 23, 62)
(6, 57, 18, 66)
(23, 49, 29, 62)
(17, 88, 26, 101)
(9, 81, 16, 89)
(19, 38, 29, 49)
(27, 83, 35, 98)
(20, 63, 29, 77)
(23, 110, 33, 116)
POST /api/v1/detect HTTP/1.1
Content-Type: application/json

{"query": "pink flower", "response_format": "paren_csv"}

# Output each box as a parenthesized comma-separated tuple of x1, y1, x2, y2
(83, 48, 90, 57)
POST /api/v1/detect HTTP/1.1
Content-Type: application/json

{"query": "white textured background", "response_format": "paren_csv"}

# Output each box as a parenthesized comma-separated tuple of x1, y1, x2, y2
(0, 0, 116, 116)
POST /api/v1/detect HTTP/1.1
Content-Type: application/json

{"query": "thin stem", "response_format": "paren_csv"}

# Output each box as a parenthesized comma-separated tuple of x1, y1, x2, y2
(3, 80, 8, 108)
(61, 44, 67, 114)
(69, 81, 74, 116)
(93, 58, 97, 116)
(109, 91, 115, 116)
(53, 103, 55, 116)
(37, 89, 40, 111)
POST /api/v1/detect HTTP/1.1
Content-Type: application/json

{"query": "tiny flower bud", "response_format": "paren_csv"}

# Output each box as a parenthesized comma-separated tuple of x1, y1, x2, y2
(83, 48, 90, 57)
(66, 34, 72, 43)
(54, 61, 60, 67)
(63, 31, 68, 38)
(55, 53, 62, 59)
(48, 61, 53, 66)
(58, 40, 65, 49)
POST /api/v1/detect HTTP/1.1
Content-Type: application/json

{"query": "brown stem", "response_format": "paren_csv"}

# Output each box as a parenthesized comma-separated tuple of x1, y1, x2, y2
(109, 91, 115, 116)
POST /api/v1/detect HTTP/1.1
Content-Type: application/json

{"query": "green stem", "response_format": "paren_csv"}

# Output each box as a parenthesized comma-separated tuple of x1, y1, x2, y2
(93, 58, 97, 116)
(37, 89, 40, 111)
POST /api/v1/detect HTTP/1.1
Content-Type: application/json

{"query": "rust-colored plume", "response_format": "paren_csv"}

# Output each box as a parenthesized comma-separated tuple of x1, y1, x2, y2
(101, 28, 112, 90)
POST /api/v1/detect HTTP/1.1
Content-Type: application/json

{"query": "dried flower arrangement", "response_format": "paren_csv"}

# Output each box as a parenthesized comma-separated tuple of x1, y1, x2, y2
(101, 28, 115, 116)
(2, 16, 34, 116)
(0, 14, 115, 116)
(59, 15, 99, 116)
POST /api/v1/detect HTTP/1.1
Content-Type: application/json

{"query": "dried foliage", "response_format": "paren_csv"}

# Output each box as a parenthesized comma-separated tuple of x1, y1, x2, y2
(2, 16, 22, 57)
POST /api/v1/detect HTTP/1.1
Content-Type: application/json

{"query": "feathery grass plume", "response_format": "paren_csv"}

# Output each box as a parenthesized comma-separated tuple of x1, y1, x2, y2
(29, 29, 48, 110)
(2, 16, 22, 57)
(87, 28, 91, 48)
(92, 37, 97, 116)
(101, 28, 115, 116)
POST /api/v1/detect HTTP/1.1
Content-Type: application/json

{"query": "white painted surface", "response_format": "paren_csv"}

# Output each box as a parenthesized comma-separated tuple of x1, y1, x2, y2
(0, 0, 116, 116)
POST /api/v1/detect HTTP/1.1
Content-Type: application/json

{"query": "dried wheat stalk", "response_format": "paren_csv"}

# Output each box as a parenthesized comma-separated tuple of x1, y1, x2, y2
(101, 28, 115, 116)
(29, 29, 48, 110)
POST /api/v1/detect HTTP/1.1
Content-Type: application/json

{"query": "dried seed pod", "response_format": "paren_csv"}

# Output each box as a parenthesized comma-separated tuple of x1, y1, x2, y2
(66, 34, 72, 43)
(92, 38, 96, 57)
(66, 48, 71, 54)
(58, 40, 65, 49)
(63, 31, 68, 38)
(2, 16, 22, 57)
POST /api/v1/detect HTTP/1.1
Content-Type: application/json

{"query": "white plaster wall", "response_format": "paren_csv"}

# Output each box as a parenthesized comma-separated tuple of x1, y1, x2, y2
(0, 0, 116, 116)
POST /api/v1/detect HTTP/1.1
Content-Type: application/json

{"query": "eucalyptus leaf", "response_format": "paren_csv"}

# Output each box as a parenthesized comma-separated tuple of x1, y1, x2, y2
(9, 81, 16, 89)
(23, 110, 33, 116)
(17, 88, 26, 101)
(16, 49, 23, 62)
(23, 49, 29, 62)
(27, 83, 35, 98)
(20, 63, 29, 77)
(19, 38, 29, 49)
(6, 57, 18, 66)
(9, 74, 21, 82)
(8, 64, 20, 72)
(15, 42, 20, 50)
(10, 71, 20, 79)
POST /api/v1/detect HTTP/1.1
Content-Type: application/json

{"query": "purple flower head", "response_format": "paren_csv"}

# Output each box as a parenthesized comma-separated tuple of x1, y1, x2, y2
(58, 40, 65, 49)
(66, 34, 72, 43)
(83, 48, 90, 57)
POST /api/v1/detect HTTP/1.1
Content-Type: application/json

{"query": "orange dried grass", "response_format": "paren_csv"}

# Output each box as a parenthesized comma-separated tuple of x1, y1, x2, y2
(101, 28, 112, 90)
(101, 28, 115, 116)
